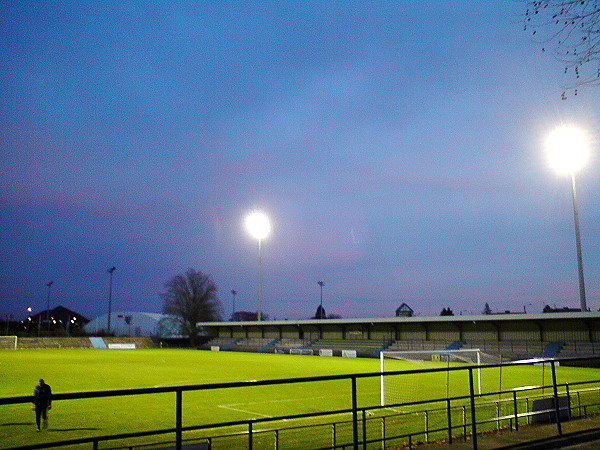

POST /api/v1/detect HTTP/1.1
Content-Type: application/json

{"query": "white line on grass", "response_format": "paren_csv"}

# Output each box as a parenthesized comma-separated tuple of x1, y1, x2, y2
(217, 404, 273, 418)
(217, 392, 351, 419)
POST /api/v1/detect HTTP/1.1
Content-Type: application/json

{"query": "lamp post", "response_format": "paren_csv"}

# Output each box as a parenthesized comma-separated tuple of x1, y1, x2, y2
(546, 125, 589, 312)
(45, 281, 53, 333)
(231, 290, 237, 320)
(245, 211, 271, 321)
(107, 266, 116, 333)
(317, 281, 325, 318)
(4, 314, 12, 335)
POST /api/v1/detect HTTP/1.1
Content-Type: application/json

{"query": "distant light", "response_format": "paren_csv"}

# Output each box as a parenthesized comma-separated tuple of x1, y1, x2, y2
(245, 211, 271, 240)
(546, 125, 589, 174)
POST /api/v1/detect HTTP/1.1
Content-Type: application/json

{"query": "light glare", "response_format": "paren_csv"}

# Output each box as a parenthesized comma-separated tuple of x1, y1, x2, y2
(546, 125, 589, 174)
(245, 211, 271, 240)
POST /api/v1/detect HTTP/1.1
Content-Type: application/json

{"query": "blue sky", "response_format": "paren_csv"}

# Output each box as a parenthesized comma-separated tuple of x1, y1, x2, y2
(1, 1, 599, 321)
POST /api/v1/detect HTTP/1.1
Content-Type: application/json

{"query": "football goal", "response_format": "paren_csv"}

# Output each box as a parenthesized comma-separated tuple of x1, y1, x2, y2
(0, 336, 17, 350)
(379, 349, 502, 406)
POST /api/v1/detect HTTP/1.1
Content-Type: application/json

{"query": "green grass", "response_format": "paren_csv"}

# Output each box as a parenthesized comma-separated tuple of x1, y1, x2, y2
(1, 349, 599, 449)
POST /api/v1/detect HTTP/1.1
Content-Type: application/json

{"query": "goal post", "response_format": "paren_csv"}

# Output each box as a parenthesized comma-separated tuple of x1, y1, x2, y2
(0, 336, 17, 350)
(379, 348, 501, 406)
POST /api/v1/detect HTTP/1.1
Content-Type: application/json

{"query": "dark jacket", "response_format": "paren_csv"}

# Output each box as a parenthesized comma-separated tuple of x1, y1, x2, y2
(33, 382, 52, 409)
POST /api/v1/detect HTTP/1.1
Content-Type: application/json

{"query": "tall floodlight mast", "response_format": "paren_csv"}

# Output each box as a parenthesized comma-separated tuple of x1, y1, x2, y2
(546, 125, 590, 312)
(245, 211, 271, 321)
(107, 266, 116, 333)
(45, 281, 53, 333)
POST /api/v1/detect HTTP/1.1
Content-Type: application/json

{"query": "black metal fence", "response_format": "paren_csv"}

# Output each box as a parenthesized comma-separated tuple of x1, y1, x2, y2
(1, 356, 599, 450)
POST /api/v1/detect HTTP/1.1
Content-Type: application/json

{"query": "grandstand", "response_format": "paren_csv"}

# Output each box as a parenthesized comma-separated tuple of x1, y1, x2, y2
(3, 336, 157, 349)
(199, 312, 600, 361)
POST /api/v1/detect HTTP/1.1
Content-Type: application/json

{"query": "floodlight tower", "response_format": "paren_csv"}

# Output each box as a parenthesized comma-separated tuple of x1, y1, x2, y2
(318, 281, 325, 318)
(107, 266, 116, 333)
(245, 211, 271, 321)
(546, 125, 590, 312)
(45, 281, 53, 332)
(231, 290, 237, 320)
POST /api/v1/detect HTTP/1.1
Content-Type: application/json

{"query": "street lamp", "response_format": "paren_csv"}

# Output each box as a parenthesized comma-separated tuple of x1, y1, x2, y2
(317, 281, 325, 319)
(546, 124, 590, 312)
(45, 281, 53, 333)
(107, 266, 116, 333)
(245, 211, 271, 321)
(231, 290, 237, 320)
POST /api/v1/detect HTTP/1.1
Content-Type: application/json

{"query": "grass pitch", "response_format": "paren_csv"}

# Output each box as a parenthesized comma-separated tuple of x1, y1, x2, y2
(0, 349, 382, 448)
(1, 349, 599, 449)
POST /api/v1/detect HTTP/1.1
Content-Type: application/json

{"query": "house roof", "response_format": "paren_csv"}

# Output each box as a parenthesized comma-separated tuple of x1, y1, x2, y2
(396, 303, 413, 312)
(29, 305, 90, 323)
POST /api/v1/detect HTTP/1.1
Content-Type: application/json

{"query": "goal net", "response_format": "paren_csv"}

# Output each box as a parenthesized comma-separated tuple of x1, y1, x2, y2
(0, 336, 17, 350)
(379, 349, 501, 407)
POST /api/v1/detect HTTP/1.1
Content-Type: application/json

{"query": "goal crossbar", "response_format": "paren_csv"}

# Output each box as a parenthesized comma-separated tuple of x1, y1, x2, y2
(0, 336, 17, 350)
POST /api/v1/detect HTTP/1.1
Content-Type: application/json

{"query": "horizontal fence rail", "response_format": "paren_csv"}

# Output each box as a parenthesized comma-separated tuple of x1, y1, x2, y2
(1, 356, 599, 450)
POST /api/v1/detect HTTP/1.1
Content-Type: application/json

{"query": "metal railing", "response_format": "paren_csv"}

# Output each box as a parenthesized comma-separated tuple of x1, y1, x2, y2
(1, 356, 599, 450)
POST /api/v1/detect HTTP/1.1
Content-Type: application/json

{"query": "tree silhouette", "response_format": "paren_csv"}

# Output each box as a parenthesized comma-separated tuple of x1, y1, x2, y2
(440, 307, 454, 316)
(162, 269, 222, 347)
(313, 304, 326, 319)
(525, 1, 600, 96)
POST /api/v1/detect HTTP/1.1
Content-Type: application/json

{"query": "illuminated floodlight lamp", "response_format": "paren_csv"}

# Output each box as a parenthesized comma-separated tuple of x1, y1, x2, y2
(245, 211, 271, 240)
(546, 125, 589, 174)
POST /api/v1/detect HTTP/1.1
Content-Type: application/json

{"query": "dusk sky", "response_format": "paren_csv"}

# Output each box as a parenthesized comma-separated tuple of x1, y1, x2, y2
(1, 1, 599, 322)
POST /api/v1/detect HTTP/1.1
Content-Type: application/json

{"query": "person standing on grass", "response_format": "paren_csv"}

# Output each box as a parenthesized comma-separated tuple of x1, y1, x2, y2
(32, 379, 52, 431)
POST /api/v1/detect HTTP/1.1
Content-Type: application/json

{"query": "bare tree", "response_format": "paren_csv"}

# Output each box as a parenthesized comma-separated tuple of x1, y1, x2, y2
(162, 269, 222, 347)
(525, 1, 600, 97)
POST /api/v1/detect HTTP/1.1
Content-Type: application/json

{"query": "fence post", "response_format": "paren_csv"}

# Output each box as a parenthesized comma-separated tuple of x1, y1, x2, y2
(176, 389, 182, 450)
(248, 421, 253, 450)
(566, 384, 572, 420)
(424, 410, 429, 443)
(352, 376, 359, 450)
(512, 390, 519, 431)
(332, 422, 336, 449)
(495, 401, 500, 431)
(550, 361, 562, 436)
(462, 405, 467, 441)
(446, 398, 453, 444)
(468, 368, 478, 450)
(362, 410, 367, 450)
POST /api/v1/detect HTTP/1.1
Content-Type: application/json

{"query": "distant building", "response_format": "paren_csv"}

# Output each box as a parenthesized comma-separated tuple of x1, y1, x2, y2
(395, 303, 414, 317)
(85, 311, 181, 337)
(29, 305, 89, 333)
